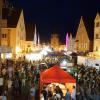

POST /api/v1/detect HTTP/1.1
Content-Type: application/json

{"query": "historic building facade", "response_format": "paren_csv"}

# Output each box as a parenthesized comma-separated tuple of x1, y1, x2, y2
(0, 1, 26, 59)
(15, 10, 26, 55)
(50, 33, 66, 51)
(50, 34, 59, 51)
(67, 33, 75, 52)
(75, 17, 92, 53)
(93, 13, 100, 56)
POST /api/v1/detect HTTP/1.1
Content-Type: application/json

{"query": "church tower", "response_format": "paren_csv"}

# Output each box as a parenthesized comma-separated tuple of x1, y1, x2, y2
(33, 24, 40, 46)
(93, 13, 100, 56)
(51, 34, 59, 51)
(33, 24, 37, 45)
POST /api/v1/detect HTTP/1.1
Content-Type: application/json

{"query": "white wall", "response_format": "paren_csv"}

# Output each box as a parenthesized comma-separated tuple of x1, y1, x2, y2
(77, 56, 100, 70)
(77, 56, 86, 65)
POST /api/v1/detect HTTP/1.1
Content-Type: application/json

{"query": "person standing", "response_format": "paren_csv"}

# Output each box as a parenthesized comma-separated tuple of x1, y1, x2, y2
(14, 78, 19, 95)
(71, 86, 76, 100)
(7, 66, 13, 79)
(55, 86, 63, 98)
(47, 87, 53, 100)
(65, 89, 71, 100)
(40, 92, 44, 100)
(41, 86, 47, 100)
(1, 92, 7, 100)
(7, 79, 12, 100)
(30, 84, 35, 100)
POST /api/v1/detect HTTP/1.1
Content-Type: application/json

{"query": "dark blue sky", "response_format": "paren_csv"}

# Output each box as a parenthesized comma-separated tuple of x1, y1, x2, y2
(9, 0, 100, 43)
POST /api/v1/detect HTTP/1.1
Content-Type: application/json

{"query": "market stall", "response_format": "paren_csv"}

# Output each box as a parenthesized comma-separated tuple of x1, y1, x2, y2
(40, 65, 76, 95)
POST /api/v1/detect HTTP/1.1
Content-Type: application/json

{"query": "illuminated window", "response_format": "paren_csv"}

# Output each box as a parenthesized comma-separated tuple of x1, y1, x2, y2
(84, 43, 87, 48)
(83, 43, 85, 48)
(96, 46, 98, 51)
(27, 45, 30, 47)
(96, 22, 99, 27)
(81, 43, 83, 48)
(2, 34, 7, 38)
(95, 34, 99, 39)
(85, 43, 87, 48)
(78, 44, 81, 48)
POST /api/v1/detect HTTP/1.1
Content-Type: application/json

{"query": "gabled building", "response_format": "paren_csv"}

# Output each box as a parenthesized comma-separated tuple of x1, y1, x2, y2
(93, 13, 100, 56)
(1, 1, 26, 59)
(2, 8, 26, 55)
(15, 10, 26, 55)
(75, 17, 93, 53)
(50, 33, 67, 52)
(67, 33, 75, 52)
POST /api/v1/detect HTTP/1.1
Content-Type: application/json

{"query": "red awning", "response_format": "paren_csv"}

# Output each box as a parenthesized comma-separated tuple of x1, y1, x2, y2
(40, 65, 76, 84)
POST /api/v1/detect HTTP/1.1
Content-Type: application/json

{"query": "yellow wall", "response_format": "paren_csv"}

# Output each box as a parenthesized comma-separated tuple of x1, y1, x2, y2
(75, 17, 90, 52)
(1, 28, 16, 54)
(1, 10, 26, 59)
(93, 13, 100, 56)
(16, 10, 26, 54)
(1, 28, 8, 45)
(9, 28, 16, 53)
(59, 45, 66, 51)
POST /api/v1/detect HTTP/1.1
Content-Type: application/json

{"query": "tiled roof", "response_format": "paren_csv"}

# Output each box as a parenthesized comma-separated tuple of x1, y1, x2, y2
(2, 8, 21, 28)
(76, 16, 95, 41)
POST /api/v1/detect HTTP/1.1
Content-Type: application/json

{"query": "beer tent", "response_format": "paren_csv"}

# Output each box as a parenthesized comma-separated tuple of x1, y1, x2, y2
(40, 65, 76, 96)
(40, 65, 76, 88)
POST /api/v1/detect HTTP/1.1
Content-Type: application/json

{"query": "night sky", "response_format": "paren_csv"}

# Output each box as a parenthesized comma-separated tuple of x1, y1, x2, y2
(9, 0, 100, 43)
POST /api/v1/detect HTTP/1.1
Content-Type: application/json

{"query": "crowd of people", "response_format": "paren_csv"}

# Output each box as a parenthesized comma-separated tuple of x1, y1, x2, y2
(0, 56, 74, 100)
(0, 55, 100, 100)
(0, 59, 42, 100)
(76, 65, 100, 100)
(0, 56, 67, 100)
(40, 85, 76, 100)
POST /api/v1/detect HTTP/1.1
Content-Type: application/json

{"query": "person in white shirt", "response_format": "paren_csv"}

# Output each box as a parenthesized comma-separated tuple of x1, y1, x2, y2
(40, 92, 44, 100)
(8, 66, 13, 79)
(71, 86, 76, 100)
(30, 84, 35, 100)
